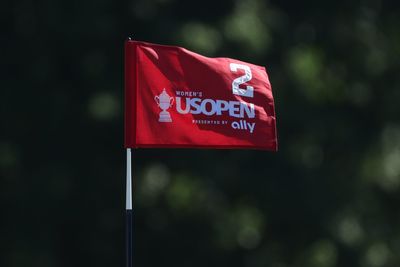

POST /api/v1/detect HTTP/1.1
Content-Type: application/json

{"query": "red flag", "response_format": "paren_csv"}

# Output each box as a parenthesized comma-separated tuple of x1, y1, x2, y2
(125, 40, 277, 150)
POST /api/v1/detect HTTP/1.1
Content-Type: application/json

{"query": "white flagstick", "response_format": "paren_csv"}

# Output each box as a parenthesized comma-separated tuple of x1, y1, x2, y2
(126, 148, 132, 210)
(126, 148, 133, 267)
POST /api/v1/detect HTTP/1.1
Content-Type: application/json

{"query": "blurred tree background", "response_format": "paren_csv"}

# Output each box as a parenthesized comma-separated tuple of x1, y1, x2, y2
(1, 0, 400, 266)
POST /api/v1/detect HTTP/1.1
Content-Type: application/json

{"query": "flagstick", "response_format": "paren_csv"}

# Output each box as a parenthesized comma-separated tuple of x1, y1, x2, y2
(126, 148, 133, 267)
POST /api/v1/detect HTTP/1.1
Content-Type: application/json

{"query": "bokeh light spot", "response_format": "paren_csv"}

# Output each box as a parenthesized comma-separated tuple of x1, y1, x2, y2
(88, 92, 120, 121)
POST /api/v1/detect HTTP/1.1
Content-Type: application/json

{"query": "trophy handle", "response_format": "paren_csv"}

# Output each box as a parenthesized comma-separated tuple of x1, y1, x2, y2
(154, 95, 160, 105)
(169, 97, 174, 107)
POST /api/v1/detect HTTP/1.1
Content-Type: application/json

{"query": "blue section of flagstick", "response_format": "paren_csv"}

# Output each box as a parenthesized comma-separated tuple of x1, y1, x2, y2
(126, 209, 133, 267)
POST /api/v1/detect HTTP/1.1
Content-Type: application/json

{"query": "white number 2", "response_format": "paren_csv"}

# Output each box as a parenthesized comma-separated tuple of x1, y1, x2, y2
(230, 63, 254, 98)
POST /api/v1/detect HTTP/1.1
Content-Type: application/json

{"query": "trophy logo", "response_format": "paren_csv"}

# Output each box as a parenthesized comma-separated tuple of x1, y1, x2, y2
(154, 89, 174, 122)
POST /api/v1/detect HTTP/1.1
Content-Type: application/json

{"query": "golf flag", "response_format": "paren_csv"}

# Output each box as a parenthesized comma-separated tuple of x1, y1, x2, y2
(125, 40, 277, 150)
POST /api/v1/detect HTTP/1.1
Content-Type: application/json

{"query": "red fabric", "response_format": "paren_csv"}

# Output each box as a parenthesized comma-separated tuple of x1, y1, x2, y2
(125, 40, 277, 150)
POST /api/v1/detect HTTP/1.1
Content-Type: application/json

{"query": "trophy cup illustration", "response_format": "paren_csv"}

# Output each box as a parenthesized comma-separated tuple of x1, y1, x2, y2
(154, 89, 174, 122)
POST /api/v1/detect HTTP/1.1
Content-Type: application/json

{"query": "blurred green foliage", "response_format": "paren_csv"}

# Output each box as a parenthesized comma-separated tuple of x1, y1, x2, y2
(1, 0, 400, 266)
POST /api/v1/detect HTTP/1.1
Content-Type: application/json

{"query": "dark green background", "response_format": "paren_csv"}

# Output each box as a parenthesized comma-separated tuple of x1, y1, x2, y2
(2, 0, 400, 266)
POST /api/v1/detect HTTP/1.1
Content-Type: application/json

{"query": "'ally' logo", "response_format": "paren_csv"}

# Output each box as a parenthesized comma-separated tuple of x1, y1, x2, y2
(154, 89, 174, 122)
